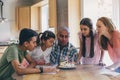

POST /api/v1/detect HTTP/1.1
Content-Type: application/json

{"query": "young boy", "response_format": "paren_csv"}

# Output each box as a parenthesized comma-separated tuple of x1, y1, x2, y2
(0, 28, 57, 80)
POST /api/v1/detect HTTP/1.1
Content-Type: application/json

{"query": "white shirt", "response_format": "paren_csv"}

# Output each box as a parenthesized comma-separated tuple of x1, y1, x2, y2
(29, 46, 52, 64)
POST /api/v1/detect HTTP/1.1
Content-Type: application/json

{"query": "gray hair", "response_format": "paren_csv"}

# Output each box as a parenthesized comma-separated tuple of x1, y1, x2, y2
(57, 26, 70, 34)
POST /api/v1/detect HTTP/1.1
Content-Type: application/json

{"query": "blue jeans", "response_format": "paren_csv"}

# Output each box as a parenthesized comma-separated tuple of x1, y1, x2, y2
(114, 67, 120, 73)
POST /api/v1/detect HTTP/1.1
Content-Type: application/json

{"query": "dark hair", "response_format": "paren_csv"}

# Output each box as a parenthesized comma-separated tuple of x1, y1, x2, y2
(98, 17, 115, 50)
(80, 18, 94, 58)
(37, 30, 55, 46)
(100, 35, 108, 50)
(19, 28, 38, 45)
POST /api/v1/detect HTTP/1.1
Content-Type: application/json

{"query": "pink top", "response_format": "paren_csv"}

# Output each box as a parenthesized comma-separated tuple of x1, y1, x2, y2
(79, 32, 101, 64)
(108, 30, 120, 63)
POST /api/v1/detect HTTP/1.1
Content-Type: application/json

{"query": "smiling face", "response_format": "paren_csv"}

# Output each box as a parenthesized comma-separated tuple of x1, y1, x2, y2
(96, 17, 115, 35)
(80, 24, 90, 37)
(96, 20, 108, 35)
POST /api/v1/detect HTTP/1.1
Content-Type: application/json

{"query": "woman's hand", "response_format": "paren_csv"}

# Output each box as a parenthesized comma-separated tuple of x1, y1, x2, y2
(99, 30, 112, 40)
(106, 62, 120, 70)
(75, 60, 81, 65)
(98, 61, 106, 66)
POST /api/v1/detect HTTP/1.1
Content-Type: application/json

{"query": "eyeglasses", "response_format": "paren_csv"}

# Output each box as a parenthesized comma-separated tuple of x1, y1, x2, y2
(59, 34, 69, 38)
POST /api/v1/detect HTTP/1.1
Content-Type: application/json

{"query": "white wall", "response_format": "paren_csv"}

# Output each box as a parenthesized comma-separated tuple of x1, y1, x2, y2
(0, 0, 18, 42)
(0, 0, 34, 42)
(82, 0, 98, 28)
(112, 0, 120, 30)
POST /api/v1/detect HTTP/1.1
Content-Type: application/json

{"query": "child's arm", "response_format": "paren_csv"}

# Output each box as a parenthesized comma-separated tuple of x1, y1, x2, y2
(99, 49, 105, 66)
(76, 39, 82, 64)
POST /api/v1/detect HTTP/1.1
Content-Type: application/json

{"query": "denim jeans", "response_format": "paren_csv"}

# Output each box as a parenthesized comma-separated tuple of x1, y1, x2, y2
(114, 67, 120, 73)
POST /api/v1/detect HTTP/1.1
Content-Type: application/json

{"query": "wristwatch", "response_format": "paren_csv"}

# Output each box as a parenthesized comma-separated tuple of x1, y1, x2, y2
(39, 67, 43, 73)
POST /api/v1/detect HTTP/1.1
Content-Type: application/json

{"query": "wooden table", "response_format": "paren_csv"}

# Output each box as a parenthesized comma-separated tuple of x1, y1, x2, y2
(23, 65, 120, 80)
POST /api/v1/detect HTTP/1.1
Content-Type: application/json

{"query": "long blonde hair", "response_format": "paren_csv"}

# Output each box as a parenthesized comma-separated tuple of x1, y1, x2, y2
(98, 17, 115, 50)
